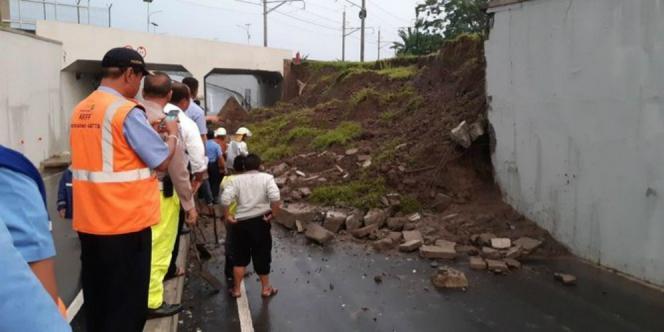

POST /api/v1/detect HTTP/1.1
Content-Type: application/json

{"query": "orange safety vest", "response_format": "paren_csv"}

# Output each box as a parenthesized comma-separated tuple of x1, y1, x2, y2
(70, 89, 160, 235)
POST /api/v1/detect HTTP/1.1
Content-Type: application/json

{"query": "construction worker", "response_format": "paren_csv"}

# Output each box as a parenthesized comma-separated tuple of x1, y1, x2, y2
(226, 127, 252, 172)
(142, 72, 198, 318)
(0, 145, 70, 331)
(69, 48, 178, 332)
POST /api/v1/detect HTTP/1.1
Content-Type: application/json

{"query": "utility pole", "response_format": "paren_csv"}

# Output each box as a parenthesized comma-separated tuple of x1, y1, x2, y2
(377, 28, 380, 61)
(108, 3, 112, 27)
(262, 0, 303, 47)
(342, 11, 345, 61)
(76, 0, 81, 24)
(359, 0, 366, 62)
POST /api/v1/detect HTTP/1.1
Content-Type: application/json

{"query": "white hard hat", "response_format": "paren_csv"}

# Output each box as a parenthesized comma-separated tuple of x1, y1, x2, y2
(214, 127, 227, 136)
(236, 127, 252, 137)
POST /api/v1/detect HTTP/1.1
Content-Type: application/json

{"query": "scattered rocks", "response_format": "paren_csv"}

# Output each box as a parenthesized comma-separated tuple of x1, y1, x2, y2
(514, 237, 543, 252)
(364, 209, 388, 228)
(399, 239, 423, 252)
(456, 245, 480, 256)
(420, 243, 457, 260)
(432, 193, 453, 211)
(402, 230, 423, 243)
(357, 154, 371, 162)
(504, 258, 521, 269)
(299, 187, 312, 197)
(471, 233, 496, 247)
(372, 238, 396, 252)
(554, 273, 577, 286)
(450, 121, 472, 148)
(407, 213, 422, 222)
(402, 223, 417, 231)
(362, 159, 372, 168)
(323, 211, 348, 233)
(272, 163, 289, 176)
(295, 220, 305, 233)
(345, 148, 359, 155)
(295, 170, 306, 177)
(431, 266, 468, 289)
(505, 246, 523, 259)
(481, 246, 502, 259)
(345, 213, 363, 231)
(386, 217, 408, 231)
(351, 224, 379, 239)
(469, 256, 487, 270)
(486, 259, 509, 273)
(274, 216, 296, 230)
(491, 238, 512, 249)
(304, 223, 335, 245)
(387, 232, 402, 242)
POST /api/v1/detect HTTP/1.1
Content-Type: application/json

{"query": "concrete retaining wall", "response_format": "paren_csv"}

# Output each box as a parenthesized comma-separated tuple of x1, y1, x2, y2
(486, 0, 664, 286)
(0, 27, 64, 164)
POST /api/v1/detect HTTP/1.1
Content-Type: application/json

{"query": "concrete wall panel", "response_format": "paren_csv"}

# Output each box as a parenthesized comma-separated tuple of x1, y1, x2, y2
(486, 0, 664, 286)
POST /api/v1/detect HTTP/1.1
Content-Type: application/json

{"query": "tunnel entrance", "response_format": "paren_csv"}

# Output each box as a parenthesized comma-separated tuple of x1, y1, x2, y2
(204, 69, 282, 114)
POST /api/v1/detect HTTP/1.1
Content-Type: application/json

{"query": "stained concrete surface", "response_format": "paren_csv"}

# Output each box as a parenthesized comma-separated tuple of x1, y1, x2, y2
(182, 226, 664, 332)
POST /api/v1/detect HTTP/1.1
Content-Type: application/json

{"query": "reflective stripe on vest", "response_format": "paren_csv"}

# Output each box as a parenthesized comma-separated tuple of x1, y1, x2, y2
(73, 98, 150, 183)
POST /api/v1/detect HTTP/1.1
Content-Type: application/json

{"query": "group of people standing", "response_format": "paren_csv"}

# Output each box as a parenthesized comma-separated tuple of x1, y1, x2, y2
(0, 47, 282, 332)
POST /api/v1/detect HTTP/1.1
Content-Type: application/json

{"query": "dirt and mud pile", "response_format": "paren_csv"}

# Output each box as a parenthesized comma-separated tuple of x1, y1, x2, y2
(235, 36, 566, 272)
(216, 96, 249, 135)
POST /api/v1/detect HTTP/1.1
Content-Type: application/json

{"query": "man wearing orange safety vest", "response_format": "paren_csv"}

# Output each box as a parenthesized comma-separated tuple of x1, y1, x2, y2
(69, 48, 178, 332)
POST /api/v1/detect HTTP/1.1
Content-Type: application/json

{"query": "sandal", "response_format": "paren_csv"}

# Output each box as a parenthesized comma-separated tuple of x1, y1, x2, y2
(261, 287, 278, 298)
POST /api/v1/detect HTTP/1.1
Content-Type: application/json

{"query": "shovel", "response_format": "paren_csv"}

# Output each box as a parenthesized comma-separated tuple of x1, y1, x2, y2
(190, 225, 223, 292)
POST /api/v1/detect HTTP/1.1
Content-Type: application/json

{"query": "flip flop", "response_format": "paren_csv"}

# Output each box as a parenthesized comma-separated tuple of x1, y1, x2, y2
(261, 287, 278, 298)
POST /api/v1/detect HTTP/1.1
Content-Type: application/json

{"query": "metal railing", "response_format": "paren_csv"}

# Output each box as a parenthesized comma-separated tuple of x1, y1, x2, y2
(5, 0, 112, 30)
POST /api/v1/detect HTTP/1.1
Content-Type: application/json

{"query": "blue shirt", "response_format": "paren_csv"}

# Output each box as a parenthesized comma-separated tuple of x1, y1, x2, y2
(205, 140, 223, 162)
(0, 168, 55, 263)
(0, 216, 71, 332)
(185, 99, 207, 135)
(98, 86, 169, 169)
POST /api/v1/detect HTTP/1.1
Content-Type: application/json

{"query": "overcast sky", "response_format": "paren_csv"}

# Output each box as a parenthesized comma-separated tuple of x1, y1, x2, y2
(33, 0, 421, 61)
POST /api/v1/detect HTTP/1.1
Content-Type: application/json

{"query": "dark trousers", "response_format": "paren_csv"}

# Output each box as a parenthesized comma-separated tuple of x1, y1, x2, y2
(166, 207, 185, 278)
(228, 216, 272, 275)
(79, 228, 152, 332)
(208, 162, 222, 201)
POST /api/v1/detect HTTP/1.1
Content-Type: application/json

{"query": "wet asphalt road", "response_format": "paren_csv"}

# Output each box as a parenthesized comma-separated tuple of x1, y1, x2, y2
(181, 221, 664, 332)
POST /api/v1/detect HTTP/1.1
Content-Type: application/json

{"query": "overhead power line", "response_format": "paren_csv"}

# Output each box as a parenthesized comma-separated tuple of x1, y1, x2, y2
(367, 0, 411, 24)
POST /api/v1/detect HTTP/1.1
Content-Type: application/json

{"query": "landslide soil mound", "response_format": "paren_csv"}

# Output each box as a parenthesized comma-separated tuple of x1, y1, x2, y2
(233, 35, 566, 257)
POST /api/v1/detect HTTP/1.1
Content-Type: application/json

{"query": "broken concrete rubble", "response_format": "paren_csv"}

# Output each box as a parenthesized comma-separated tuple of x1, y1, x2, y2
(345, 213, 363, 231)
(450, 121, 472, 148)
(491, 238, 511, 249)
(305, 223, 334, 245)
(431, 266, 468, 289)
(272, 163, 289, 176)
(486, 259, 509, 273)
(372, 238, 396, 252)
(554, 273, 577, 286)
(514, 237, 543, 252)
(402, 230, 423, 243)
(481, 247, 502, 259)
(323, 211, 347, 233)
(469, 256, 487, 270)
(386, 217, 408, 231)
(504, 258, 521, 269)
(471, 233, 496, 246)
(399, 239, 423, 252)
(295, 220, 305, 233)
(456, 245, 480, 256)
(351, 224, 379, 239)
(419, 243, 457, 260)
(364, 209, 388, 228)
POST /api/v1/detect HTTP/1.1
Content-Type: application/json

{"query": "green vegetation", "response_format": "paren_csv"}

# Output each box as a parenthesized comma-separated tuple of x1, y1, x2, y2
(350, 87, 380, 106)
(249, 108, 313, 162)
(310, 179, 387, 209)
(373, 139, 403, 166)
(285, 126, 323, 142)
(399, 195, 422, 214)
(311, 121, 362, 150)
(377, 65, 419, 80)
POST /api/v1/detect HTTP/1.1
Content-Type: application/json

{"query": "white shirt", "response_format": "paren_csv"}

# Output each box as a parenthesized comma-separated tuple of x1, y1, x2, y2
(221, 171, 280, 221)
(164, 103, 208, 174)
(226, 140, 249, 170)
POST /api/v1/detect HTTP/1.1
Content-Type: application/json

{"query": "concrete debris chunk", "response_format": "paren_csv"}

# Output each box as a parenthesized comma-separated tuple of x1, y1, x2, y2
(434, 239, 457, 248)
(402, 230, 424, 243)
(345, 148, 359, 155)
(274, 216, 296, 230)
(491, 238, 512, 249)
(299, 187, 312, 197)
(295, 220, 305, 233)
(471, 233, 496, 246)
(357, 154, 371, 162)
(469, 256, 487, 270)
(514, 237, 543, 252)
(450, 121, 472, 148)
(468, 121, 485, 141)
(432, 193, 453, 211)
(481, 247, 502, 259)
(372, 238, 396, 252)
(456, 245, 480, 256)
(272, 163, 289, 176)
(345, 213, 363, 231)
(486, 259, 509, 273)
(305, 223, 335, 245)
(362, 159, 372, 168)
(399, 239, 423, 252)
(386, 217, 408, 231)
(351, 223, 379, 239)
(323, 211, 348, 233)
(554, 273, 577, 286)
(407, 213, 422, 222)
(431, 266, 468, 289)
(419, 243, 457, 260)
(387, 232, 402, 242)
(364, 209, 388, 228)
(274, 176, 288, 188)
(504, 258, 521, 269)
(505, 246, 523, 259)
(295, 170, 306, 177)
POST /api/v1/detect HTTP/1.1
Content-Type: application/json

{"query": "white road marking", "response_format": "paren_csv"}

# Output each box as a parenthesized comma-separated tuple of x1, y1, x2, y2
(66, 289, 84, 323)
(237, 280, 254, 332)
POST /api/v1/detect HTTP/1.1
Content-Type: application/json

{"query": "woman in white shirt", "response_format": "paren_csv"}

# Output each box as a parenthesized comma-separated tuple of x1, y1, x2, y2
(226, 127, 251, 172)
(221, 153, 281, 298)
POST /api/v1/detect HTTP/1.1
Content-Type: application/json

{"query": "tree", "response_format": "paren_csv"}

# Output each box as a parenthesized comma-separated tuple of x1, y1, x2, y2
(391, 27, 445, 56)
(416, 0, 489, 40)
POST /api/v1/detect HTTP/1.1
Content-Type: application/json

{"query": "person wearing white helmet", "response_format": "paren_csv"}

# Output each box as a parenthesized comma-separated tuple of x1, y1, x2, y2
(226, 127, 252, 172)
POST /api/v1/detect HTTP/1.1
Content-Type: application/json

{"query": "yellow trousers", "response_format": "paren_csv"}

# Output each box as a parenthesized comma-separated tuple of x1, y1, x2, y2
(148, 192, 180, 309)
